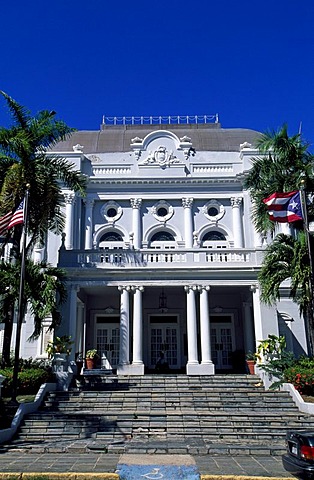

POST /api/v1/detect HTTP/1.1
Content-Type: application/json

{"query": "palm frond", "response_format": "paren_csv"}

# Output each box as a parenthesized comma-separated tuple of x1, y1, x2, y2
(0, 91, 30, 129)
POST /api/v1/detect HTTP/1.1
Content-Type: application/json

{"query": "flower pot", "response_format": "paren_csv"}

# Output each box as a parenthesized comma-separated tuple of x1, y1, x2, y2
(86, 358, 97, 369)
(246, 360, 255, 374)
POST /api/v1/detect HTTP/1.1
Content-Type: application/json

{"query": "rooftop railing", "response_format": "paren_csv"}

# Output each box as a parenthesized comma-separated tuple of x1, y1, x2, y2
(101, 114, 219, 126)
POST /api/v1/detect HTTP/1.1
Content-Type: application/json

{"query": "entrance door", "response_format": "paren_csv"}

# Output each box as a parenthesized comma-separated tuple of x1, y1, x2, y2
(149, 315, 179, 369)
(210, 320, 234, 370)
(96, 318, 120, 369)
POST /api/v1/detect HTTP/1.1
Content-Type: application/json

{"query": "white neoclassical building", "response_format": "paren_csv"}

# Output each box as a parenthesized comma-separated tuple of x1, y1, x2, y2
(3, 116, 309, 375)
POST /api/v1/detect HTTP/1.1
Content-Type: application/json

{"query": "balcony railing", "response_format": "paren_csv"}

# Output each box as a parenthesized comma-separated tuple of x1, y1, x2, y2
(58, 247, 265, 270)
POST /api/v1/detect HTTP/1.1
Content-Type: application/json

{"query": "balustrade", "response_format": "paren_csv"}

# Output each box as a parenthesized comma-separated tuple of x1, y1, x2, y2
(60, 247, 264, 269)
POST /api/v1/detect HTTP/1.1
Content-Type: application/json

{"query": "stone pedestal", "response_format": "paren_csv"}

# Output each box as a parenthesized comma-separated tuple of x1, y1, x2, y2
(187, 362, 215, 375)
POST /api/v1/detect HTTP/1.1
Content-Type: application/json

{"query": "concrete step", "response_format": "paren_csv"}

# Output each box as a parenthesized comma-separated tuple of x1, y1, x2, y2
(12, 374, 313, 456)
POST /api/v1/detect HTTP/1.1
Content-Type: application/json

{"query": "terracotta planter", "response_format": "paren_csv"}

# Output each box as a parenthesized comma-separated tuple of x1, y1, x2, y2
(246, 360, 255, 374)
(85, 358, 97, 369)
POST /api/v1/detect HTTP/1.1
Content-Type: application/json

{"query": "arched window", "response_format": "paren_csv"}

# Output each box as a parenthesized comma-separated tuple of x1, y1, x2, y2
(202, 231, 226, 242)
(100, 231, 123, 242)
(201, 230, 228, 249)
(151, 231, 175, 242)
(99, 231, 124, 251)
(149, 231, 176, 250)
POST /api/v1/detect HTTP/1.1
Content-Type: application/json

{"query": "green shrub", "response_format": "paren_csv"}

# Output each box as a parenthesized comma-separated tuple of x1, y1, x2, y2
(295, 355, 314, 369)
(0, 366, 53, 396)
(259, 350, 296, 379)
(258, 351, 314, 396)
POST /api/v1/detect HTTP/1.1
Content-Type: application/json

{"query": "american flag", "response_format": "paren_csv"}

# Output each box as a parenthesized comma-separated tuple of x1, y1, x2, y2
(8, 200, 24, 229)
(0, 200, 24, 235)
(0, 211, 13, 235)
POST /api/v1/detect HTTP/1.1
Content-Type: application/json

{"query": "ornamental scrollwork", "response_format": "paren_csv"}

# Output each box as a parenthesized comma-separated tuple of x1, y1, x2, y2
(142, 145, 179, 168)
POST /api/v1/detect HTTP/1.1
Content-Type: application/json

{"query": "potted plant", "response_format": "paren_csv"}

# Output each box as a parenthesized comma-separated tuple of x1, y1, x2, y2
(85, 349, 99, 369)
(46, 335, 74, 359)
(256, 335, 286, 363)
(246, 351, 257, 374)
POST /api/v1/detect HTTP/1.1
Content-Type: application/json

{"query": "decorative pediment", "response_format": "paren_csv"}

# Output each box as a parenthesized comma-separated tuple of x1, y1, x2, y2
(131, 130, 195, 165)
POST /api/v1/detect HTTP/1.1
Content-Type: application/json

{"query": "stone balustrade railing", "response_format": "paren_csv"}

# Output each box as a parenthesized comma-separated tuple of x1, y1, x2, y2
(58, 247, 265, 269)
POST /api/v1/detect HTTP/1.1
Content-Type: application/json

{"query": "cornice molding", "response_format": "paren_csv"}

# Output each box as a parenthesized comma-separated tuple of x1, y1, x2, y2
(89, 177, 240, 186)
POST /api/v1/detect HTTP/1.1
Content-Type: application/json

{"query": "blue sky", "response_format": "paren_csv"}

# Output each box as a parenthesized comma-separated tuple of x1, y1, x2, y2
(1, 0, 313, 147)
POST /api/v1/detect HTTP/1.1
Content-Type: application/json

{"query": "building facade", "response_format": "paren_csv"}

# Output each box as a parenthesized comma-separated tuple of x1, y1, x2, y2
(2, 118, 309, 374)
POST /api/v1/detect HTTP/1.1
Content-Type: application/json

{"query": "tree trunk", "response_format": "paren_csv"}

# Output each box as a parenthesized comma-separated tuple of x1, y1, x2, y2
(304, 304, 314, 357)
(1, 303, 15, 367)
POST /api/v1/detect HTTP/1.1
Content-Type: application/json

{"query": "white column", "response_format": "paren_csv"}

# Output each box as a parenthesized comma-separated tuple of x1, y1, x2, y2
(251, 284, 264, 347)
(185, 285, 199, 374)
(182, 198, 194, 248)
(64, 192, 76, 250)
(231, 197, 244, 248)
(131, 285, 144, 375)
(76, 302, 85, 357)
(69, 284, 79, 361)
(84, 198, 94, 250)
(130, 198, 142, 249)
(199, 286, 215, 374)
(117, 286, 132, 374)
(243, 301, 255, 353)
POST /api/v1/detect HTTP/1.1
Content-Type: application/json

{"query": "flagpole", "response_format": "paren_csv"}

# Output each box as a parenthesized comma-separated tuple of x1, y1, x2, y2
(300, 180, 314, 356)
(10, 187, 29, 404)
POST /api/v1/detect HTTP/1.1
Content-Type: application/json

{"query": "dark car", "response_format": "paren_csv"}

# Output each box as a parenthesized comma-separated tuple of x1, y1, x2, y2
(282, 431, 314, 479)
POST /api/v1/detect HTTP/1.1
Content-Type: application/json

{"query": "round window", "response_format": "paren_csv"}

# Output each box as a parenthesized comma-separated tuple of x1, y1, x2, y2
(107, 207, 117, 218)
(208, 206, 218, 217)
(202, 200, 225, 222)
(157, 207, 168, 217)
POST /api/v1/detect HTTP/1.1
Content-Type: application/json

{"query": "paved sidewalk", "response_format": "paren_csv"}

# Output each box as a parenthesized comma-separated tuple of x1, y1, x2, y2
(0, 450, 293, 478)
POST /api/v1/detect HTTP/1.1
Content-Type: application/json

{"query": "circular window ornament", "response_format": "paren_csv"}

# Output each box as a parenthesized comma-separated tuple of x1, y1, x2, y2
(202, 200, 225, 222)
(152, 201, 174, 222)
(101, 201, 122, 223)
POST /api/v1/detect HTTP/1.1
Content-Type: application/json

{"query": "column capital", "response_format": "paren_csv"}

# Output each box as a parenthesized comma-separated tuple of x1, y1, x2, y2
(118, 285, 132, 292)
(184, 284, 202, 292)
(71, 284, 80, 293)
(131, 285, 144, 292)
(130, 198, 142, 209)
(200, 285, 211, 292)
(230, 197, 242, 208)
(250, 283, 259, 293)
(64, 192, 76, 205)
(84, 197, 95, 208)
(182, 197, 194, 209)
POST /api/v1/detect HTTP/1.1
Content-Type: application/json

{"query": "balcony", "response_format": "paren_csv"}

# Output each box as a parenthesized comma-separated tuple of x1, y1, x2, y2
(58, 247, 265, 271)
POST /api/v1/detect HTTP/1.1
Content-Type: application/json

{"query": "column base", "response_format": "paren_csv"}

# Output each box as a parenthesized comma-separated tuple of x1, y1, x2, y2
(186, 362, 215, 375)
(117, 363, 144, 375)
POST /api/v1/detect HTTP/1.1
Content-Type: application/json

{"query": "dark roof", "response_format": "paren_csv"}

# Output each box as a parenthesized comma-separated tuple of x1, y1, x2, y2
(51, 123, 261, 153)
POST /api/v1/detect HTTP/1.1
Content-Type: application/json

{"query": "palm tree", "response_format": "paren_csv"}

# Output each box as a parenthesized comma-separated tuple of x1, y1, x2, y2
(244, 125, 314, 354)
(0, 91, 86, 250)
(0, 259, 67, 366)
(0, 92, 86, 365)
(244, 124, 314, 234)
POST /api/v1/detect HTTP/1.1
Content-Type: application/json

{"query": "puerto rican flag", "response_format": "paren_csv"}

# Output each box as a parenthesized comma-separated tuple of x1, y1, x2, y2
(263, 191, 303, 223)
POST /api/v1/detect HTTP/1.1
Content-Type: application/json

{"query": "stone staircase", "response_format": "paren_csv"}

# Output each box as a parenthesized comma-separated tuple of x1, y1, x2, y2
(10, 374, 314, 455)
